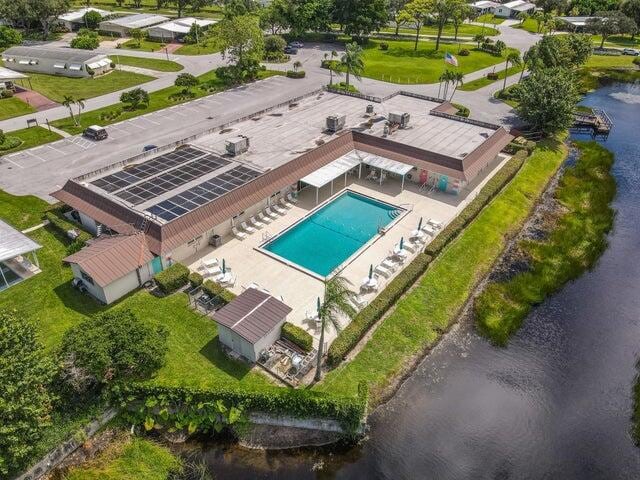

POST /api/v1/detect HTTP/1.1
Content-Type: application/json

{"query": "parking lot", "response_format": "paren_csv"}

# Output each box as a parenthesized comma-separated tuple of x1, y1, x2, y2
(0, 74, 320, 200)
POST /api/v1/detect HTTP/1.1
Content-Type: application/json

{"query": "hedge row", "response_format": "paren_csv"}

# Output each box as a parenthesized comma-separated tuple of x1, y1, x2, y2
(425, 150, 528, 257)
(154, 263, 189, 294)
(111, 381, 368, 433)
(286, 70, 306, 78)
(202, 279, 236, 304)
(327, 253, 433, 366)
(281, 322, 313, 352)
(188, 272, 203, 288)
(44, 209, 93, 255)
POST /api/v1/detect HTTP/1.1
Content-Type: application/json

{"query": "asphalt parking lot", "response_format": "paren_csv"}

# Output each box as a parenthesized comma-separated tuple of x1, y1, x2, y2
(0, 75, 320, 200)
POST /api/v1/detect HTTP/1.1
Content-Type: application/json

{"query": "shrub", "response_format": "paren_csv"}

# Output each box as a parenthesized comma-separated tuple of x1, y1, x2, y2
(327, 253, 433, 366)
(0, 89, 13, 98)
(264, 34, 286, 55)
(453, 103, 469, 117)
(120, 87, 149, 110)
(0, 136, 22, 151)
(0, 25, 22, 48)
(281, 322, 313, 352)
(83, 10, 102, 30)
(188, 272, 203, 288)
(60, 310, 168, 389)
(202, 279, 236, 304)
(459, 48, 470, 56)
(44, 209, 92, 254)
(70, 28, 100, 50)
(425, 150, 528, 257)
(327, 81, 359, 93)
(487, 71, 499, 80)
(634, 57, 640, 66)
(379, 42, 389, 50)
(286, 70, 306, 78)
(154, 263, 190, 294)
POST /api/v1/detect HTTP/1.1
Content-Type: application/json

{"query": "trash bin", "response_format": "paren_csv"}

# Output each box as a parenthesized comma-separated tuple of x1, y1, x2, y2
(209, 234, 222, 247)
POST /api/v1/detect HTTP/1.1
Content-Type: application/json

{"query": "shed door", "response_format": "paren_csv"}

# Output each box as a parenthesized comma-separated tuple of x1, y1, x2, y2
(151, 257, 163, 274)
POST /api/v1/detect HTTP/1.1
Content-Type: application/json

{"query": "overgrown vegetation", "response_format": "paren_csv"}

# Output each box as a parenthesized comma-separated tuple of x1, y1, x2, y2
(476, 142, 616, 345)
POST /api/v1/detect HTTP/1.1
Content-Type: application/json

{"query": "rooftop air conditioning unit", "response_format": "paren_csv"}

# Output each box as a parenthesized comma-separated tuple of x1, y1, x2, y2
(389, 111, 410, 128)
(326, 114, 346, 133)
(225, 135, 249, 156)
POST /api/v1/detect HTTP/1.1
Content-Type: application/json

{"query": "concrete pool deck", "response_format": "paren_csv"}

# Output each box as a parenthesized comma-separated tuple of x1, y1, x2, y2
(185, 152, 511, 347)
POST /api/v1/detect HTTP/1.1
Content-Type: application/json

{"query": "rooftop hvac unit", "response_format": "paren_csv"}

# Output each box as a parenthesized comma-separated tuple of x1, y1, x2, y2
(225, 135, 249, 156)
(388, 111, 410, 128)
(366, 104, 374, 114)
(326, 114, 346, 132)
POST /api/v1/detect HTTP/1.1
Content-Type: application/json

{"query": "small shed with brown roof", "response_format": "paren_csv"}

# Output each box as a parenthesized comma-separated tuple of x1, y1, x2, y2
(213, 287, 292, 362)
(63, 233, 158, 304)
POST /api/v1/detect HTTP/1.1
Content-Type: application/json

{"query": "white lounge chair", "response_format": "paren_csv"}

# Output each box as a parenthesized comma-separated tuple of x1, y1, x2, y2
(240, 221, 255, 233)
(279, 198, 293, 209)
(257, 212, 272, 224)
(403, 243, 417, 253)
(352, 295, 368, 309)
(287, 192, 299, 204)
(264, 208, 279, 220)
(232, 227, 247, 240)
(202, 257, 219, 269)
(272, 204, 286, 215)
(250, 216, 265, 228)
(204, 265, 221, 277)
(427, 218, 444, 229)
(381, 258, 398, 271)
(374, 264, 391, 278)
(421, 224, 437, 236)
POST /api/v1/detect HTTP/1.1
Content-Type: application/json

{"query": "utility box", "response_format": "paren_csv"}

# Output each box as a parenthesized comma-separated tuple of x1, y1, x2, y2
(225, 136, 249, 156)
(209, 234, 222, 247)
(326, 114, 346, 132)
(366, 104, 374, 114)
(388, 111, 410, 128)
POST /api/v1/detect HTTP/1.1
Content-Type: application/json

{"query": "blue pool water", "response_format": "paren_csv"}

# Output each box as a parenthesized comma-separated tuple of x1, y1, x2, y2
(263, 191, 400, 277)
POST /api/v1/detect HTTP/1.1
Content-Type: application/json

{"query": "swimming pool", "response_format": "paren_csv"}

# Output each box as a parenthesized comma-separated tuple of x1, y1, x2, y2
(261, 191, 403, 277)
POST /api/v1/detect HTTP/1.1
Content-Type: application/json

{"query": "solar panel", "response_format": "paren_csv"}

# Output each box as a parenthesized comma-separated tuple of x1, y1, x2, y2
(114, 154, 230, 205)
(145, 165, 261, 221)
(90, 146, 208, 193)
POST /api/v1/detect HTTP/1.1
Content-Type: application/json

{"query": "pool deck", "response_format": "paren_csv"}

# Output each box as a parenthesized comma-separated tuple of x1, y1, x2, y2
(184, 152, 511, 347)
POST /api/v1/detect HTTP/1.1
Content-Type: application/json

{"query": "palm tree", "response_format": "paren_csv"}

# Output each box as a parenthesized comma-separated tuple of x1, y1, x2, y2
(502, 51, 521, 94)
(473, 34, 485, 49)
(438, 70, 454, 99)
(75, 98, 86, 126)
(314, 276, 356, 382)
(341, 42, 365, 90)
(62, 95, 76, 126)
(449, 71, 465, 101)
(329, 50, 339, 86)
(519, 48, 535, 82)
(292, 60, 302, 72)
(517, 11, 528, 25)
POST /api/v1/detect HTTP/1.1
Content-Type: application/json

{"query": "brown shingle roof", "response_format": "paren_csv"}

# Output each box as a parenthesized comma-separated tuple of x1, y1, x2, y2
(214, 288, 292, 344)
(63, 233, 154, 287)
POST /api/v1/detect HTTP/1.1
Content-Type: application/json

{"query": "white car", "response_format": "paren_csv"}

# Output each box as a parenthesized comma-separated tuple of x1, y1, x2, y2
(622, 48, 639, 56)
(289, 41, 304, 49)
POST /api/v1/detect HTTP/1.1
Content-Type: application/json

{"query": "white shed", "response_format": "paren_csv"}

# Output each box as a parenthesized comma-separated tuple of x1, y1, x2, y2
(147, 17, 217, 42)
(213, 288, 292, 362)
(99, 13, 170, 37)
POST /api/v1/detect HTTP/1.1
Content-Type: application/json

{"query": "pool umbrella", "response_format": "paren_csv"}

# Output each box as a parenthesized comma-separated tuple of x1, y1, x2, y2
(417, 217, 423, 231)
(222, 258, 226, 274)
(369, 264, 373, 280)
(399, 237, 404, 250)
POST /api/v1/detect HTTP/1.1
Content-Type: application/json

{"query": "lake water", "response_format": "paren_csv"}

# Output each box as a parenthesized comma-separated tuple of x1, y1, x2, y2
(190, 83, 640, 479)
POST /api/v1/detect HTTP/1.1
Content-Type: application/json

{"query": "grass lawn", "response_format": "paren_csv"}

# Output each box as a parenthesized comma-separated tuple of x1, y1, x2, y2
(476, 13, 506, 25)
(0, 190, 50, 229)
(513, 18, 545, 34)
(113, 55, 183, 72)
(51, 70, 283, 135)
(592, 35, 640, 48)
(64, 436, 182, 480)
(0, 126, 62, 157)
(380, 23, 499, 37)
(316, 138, 567, 402)
(0, 96, 36, 120)
(353, 38, 514, 84)
(175, 41, 221, 55)
(459, 65, 522, 91)
(585, 54, 638, 68)
(25, 70, 155, 103)
(120, 38, 170, 53)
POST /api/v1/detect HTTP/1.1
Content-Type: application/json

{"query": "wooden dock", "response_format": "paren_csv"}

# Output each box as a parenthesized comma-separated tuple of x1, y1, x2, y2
(572, 108, 613, 138)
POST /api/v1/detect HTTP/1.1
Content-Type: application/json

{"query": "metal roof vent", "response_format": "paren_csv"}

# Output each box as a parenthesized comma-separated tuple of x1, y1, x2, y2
(326, 114, 346, 133)
(225, 135, 249, 156)
(388, 111, 410, 128)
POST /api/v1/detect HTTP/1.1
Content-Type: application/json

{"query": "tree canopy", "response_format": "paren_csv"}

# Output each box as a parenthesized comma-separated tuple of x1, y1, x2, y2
(586, 11, 638, 48)
(332, 0, 389, 37)
(527, 34, 592, 70)
(0, 26, 22, 48)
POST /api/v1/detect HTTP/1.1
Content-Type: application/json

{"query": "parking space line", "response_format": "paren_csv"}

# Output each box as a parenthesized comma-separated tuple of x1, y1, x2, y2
(26, 150, 47, 163)
(46, 144, 66, 154)
(2, 156, 24, 169)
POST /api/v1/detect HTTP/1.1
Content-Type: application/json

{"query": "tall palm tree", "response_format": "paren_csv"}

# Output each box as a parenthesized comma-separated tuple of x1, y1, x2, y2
(449, 71, 465, 101)
(292, 60, 302, 72)
(519, 48, 535, 82)
(438, 70, 454, 99)
(473, 33, 485, 49)
(75, 98, 86, 126)
(340, 43, 365, 90)
(314, 276, 356, 382)
(62, 95, 76, 126)
(502, 51, 521, 94)
(329, 50, 338, 86)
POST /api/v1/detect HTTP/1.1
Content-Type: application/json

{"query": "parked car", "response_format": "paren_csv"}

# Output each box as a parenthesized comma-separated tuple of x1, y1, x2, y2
(284, 46, 298, 54)
(288, 41, 304, 48)
(143, 144, 158, 152)
(622, 48, 639, 56)
(83, 125, 108, 141)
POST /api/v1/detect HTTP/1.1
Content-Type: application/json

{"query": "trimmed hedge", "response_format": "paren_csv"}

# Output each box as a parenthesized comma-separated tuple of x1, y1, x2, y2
(44, 209, 92, 255)
(281, 322, 313, 352)
(286, 70, 306, 78)
(188, 272, 203, 288)
(425, 149, 528, 257)
(112, 381, 368, 433)
(154, 263, 189, 294)
(327, 253, 433, 366)
(202, 279, 236, 304)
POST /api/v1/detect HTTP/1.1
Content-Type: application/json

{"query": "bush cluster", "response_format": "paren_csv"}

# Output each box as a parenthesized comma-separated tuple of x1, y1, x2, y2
(154, 263, 190, 294)
(188, 271, 203, 288)
(379, 42, 389, 50)
(112, 380, 369, 433)
(1, 89, 14, 98)
(459, 48, 470, 56)
(426, 150, 528, 257)
(327, 253, 433, 366)
(281, 322, 313, 352)
(286, 70, 306, 78)
(44, 209, 92, 254)
(202, 279, 236, 304)
(487, 71, 499, 80)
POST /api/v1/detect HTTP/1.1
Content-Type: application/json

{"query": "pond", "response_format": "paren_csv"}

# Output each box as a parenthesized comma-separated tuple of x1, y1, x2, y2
(186, 82, 640, 479)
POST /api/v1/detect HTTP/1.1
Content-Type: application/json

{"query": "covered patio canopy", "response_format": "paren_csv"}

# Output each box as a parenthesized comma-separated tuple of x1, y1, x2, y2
(299, 151, 361, 204)
(0, 219, 41, 289)
(360, 153, 414, 190)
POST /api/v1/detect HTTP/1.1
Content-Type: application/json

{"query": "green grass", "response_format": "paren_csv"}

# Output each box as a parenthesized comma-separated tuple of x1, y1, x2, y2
(592, 35, 640, 48)
(0, 96, 36, 120)
(113, 55, 183, 72)
(380, 23, 499, 37)
(0, 126, 62, 156)
(459, 65, 522, 91)
(51, 70, 283, 135)
(476, 13, 506, 25)
(120, 38, 170, 53)
(64, 436, 182, 480)
(476, 142, 615, 345)
(0, 190, 50, 229)
(24, 70, 155, 103)
(351, 38, 515, 84)
(513, 18, 546, 34)
(585, 54, 638, 68)
(316, 138, 568, 402)
(175, 41, 221, 55)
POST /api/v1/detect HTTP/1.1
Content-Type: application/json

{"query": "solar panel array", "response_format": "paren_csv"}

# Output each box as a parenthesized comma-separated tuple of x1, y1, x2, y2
(91, 147, 205, 193)
(113, 155, 230, 205)
(146, 165, 260, 222)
